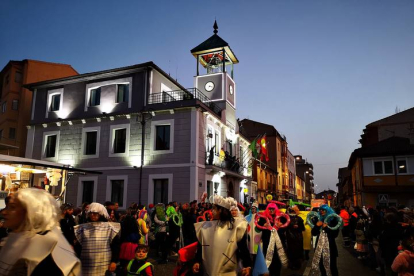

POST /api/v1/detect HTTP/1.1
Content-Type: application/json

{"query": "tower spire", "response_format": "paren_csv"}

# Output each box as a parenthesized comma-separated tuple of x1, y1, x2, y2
(213, 20, 218, 34)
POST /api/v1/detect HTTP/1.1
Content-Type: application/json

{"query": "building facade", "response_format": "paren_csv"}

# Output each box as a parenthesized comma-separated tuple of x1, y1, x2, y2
(348, 137, 414, 207)
(294, 155, 314, 204)
(25, 26, 252, 208)
(0, 60, 77, 157)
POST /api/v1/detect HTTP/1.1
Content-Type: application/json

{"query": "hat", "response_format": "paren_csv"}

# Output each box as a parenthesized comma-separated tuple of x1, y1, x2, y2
(178, 242, 198, 262)
(251, 202, 258, 209)
(148, 204, 154, 209)
(88, 202, 110, 219)
(212, 194, 236, 210)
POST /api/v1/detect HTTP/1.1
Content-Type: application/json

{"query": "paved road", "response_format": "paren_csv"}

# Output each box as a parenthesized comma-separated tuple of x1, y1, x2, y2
(152, 234, 379, 275)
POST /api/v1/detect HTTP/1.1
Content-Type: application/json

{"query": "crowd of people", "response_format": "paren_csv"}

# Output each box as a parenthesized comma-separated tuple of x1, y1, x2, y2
(0, 188, 413, 276)
(338, 205, 414, 276)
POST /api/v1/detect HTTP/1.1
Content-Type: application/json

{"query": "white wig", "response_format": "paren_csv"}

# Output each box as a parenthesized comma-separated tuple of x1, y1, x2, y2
(16, 188, 60, 233)
(87, 202, 110, 219)
(230, 205, 244, 218)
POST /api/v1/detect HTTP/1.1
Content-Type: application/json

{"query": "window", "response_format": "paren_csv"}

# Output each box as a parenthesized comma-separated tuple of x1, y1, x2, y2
(0, 129, 3, 139)
(45, 135, 57, 157)
(50, 94, 61, 111)
(85, 132, 97, 155)
(77, 176, 98, 206)
(397, 160, 407, 174)
(116, 84, 129, 103)
(2, 102, 6, 113)
(5, 74, 9, 85)
(82, 126, 101, 158)
(151, 120, 174, 154)
(373, 160, 393, 175)
(114, 128, 126, 153)
(85, 77, 132, 111)
(46, 89, 63, 118)
(153, 179, 169, 204)
(111, 180, 124, 205)
(206, 127, 213, 152)
(42, 131, 60, 160)
(156, 125, 170, 150)
(215, 132, 219, 154)
(90, 87, 101, 106)
(12, 100, 18, 110)
(227, 140, 233, 156)
(109, 124, 130, 157)
(106, 175, 128, 208)
(9, 128, 15, 140)
(15, 72, 22, 83)
(82, 181, 94, 203)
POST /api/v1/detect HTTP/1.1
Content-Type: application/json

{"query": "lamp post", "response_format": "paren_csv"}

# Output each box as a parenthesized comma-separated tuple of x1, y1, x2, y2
(138, 109, 153, 205)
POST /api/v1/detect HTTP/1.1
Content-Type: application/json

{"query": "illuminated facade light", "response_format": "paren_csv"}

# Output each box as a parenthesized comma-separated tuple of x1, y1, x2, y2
(110, 116, 115, 121)
(56, 122, 61, 126)
(97, 118, 101, 122)
(26, 125, 31, 130)
(42, 124, 47, 128)
(81, 119, 86, 124)
(150, 111, 155, 117)
(68, 121, 73, 125)
(169, 109, 174, 114)
(126, 114, 131, 119)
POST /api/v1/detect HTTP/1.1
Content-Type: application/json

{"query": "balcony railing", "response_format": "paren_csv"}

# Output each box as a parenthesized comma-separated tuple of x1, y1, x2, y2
(148, 88, 222, 115)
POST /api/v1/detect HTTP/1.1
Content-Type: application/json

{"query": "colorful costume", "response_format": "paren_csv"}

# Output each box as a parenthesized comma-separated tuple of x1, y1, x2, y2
(137, 210, 149, 245)
(309, 204, 343, 276)
(257, 202, 289, 276)
(245, 203, 262, 255)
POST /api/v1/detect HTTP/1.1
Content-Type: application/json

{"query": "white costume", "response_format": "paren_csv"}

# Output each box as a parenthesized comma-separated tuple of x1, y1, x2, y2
(0, 227, 80, 276)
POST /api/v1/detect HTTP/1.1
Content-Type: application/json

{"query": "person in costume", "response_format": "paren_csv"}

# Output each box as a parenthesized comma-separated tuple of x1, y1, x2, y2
(285, 206, 305, 270)
(310, 204, 342, 276)
(173, 241, 199, 276)
(126, 244, 154, 276)
(193, 195, 252, 276)
(154, 203, 169, 264)
(167, 205, 184, 253)
(74, 202, 121, 276)
(137, 209, 149, 245)
(0, 188, 80, 276)
(245, 202, 262, 265)
(119, 208, 141, 272)
(257, 202, 289, 276)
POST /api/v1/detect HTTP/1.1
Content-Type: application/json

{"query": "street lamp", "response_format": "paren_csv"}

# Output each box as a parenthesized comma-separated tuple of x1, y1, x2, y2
(138, 109, 153, 205)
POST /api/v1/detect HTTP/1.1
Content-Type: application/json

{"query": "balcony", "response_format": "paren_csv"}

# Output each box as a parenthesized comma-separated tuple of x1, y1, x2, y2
(148, 88, 222, 116)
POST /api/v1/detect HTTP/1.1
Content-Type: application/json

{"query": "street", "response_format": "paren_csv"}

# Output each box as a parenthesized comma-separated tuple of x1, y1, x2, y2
(152, 234, 379, 276)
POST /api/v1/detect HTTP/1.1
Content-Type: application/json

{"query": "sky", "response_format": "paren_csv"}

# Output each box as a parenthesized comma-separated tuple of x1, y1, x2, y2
(1, 0, 414, 192)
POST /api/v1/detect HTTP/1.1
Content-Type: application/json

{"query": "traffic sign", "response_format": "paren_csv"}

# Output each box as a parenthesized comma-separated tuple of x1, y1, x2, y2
(378, 194, 389, 203)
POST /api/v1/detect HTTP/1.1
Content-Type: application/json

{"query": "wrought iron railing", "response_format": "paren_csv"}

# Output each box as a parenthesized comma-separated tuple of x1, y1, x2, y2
(148, 88, 222, 115)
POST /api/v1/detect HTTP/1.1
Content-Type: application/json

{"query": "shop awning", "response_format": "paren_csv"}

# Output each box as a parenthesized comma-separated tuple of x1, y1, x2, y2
(0, 154, 102, 174)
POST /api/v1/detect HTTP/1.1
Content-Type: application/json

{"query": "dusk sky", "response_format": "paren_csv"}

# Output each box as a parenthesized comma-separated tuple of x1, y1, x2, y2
(1, 0, 414, 192)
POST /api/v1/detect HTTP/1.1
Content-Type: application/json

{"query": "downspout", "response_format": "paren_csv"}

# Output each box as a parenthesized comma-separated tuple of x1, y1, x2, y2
(393, 155, 398, 186)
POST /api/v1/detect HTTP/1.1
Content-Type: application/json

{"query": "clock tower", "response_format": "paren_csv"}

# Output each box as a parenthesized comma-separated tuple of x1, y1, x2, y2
(191, 21, 239, 129)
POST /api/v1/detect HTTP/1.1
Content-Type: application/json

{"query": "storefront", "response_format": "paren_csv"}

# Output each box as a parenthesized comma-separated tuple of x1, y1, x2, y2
(0, 154, 100, 206)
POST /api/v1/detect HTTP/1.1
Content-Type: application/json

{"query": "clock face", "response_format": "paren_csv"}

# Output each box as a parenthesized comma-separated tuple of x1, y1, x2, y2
(205, 81, 215, 92)
(229, 85, 234, 95)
